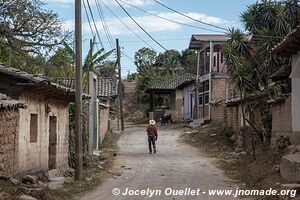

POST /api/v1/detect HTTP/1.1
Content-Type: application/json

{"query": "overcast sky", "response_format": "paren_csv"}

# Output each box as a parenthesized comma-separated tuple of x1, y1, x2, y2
(42, 0, 257, 76)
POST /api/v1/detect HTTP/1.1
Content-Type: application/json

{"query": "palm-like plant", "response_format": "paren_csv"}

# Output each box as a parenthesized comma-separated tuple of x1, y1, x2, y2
(225, 0, 300, 144)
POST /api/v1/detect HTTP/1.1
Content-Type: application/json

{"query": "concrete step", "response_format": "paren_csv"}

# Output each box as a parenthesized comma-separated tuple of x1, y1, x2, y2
(281, 153, 300, 182)
(189, 118, 205, 128)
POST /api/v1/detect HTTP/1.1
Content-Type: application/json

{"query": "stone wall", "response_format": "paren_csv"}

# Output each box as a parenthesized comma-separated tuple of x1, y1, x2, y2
(0, 109, 19, 176)
(17, 94, 69, 174)
(99, 105, 110, 144)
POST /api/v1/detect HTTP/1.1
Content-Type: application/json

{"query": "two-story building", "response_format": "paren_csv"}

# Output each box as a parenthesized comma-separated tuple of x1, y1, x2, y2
(188, 34, 240, 128)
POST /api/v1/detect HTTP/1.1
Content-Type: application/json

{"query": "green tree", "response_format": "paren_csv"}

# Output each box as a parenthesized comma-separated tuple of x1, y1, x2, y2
(0, 0, 69, 69)
(224, 0, 300, 144)
(180, 49, 197, 74)
(134, 47, 157, 73)
(46, 40, 114, 78)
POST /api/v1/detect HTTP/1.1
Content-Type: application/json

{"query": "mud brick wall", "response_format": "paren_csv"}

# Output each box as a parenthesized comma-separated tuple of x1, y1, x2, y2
(271, 97, 293, 136)
(270, 97, 300, 144)
(211, 105, 241, 138)
(0, 109, 19, 176)
(99, 106, 110, 144)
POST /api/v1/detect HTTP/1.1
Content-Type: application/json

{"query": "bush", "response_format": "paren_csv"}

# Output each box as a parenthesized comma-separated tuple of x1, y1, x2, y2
(276, 135, 290, 154)
(208, 123, 234, 141)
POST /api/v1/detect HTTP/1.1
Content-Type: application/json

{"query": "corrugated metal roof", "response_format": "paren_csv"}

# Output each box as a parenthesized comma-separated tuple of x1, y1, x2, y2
(146, 73, 196, 93)
(188, 34, 230, 49)
(188, 34, 252, 49)
(192, 34, 231, 42)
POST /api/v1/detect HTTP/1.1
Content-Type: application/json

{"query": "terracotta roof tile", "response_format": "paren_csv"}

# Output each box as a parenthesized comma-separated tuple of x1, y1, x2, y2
(146, 73, 196, 93)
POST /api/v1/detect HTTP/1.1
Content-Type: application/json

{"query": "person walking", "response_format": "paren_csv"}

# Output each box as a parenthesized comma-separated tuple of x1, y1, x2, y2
(146, 119, 158, 154)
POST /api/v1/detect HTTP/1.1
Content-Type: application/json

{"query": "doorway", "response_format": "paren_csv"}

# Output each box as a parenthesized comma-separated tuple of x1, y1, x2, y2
(190, 93, 194, 119)
(49, 116, 57, 170)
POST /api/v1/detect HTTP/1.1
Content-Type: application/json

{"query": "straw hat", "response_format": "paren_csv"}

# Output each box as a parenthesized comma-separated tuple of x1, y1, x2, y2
(149, 119, 156, 125)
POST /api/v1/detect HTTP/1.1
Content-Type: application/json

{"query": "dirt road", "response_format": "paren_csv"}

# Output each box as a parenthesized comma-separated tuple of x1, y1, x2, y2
(80, 124, 248, 200)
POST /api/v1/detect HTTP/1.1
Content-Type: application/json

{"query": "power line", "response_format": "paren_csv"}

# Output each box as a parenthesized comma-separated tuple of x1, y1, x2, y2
(119, 0, 225, 33)
(101, 37, 191, 44)
(115, 0, 167, 51)
(83, 0, 98, 49)
(115, 0, 211, 75)
(99, 0, 156, 50)
(95, 0, 115, 48)
(85, 0, 105, 49)
(121, 50, 135, 63)
(153, 0, 228, 31)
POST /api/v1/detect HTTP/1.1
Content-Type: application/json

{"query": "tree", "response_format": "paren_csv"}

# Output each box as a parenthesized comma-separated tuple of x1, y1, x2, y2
(224, 0, 300, 144)
(0, 0, 69, 57)
(46, 43, 75, 77)
(134, 47, 157, 73)
(180, 49, 197, 74)
(46, 40, 114, 78)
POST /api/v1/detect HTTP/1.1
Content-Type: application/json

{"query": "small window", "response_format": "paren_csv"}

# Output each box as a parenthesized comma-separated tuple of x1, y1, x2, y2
(221, 52, 224, 64)
(213, 56, 216, 67)
(199, 95, 203, 106)
(204, 93, 209, 104)
(30, 114, 38, 143)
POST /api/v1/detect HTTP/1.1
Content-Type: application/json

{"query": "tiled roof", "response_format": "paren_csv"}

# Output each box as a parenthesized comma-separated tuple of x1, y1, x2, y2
(0, 64, 89, 101)
(51, 76, 118, 97)
(0, 100, 27, 110)
(272, 26, 300, 56)
(146, 73, 196, 93)
(97, 78, 118, 97)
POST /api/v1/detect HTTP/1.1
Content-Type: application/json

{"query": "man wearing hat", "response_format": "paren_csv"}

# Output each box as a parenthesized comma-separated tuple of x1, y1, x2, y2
(146, 119, 158, 154)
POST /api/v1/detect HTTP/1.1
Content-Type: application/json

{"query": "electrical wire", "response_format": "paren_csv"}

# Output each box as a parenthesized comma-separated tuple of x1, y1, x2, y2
(115, 0, 167, 51)
(85, 0, 105, 50)
(152, 0, 228, 31)
(83, 0, 100, 50)
(99, 0, 156, 50)
(118, 0, 225, 33)
(95, 0, 115, 49)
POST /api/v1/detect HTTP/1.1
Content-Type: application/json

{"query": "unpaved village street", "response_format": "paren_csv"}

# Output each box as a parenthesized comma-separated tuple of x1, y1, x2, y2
(80, 124, 248, 200)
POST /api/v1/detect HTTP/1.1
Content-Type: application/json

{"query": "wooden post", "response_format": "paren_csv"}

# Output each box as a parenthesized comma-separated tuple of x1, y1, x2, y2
(116, 39, 125, 131)
(75, 0, 83, 180)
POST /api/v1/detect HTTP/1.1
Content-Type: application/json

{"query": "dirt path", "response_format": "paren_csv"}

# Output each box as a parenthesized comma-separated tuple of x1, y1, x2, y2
(79, 124, 248, 200)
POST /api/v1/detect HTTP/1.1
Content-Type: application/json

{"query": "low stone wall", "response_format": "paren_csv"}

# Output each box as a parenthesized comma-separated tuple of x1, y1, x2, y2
(0, 109, 19, 176)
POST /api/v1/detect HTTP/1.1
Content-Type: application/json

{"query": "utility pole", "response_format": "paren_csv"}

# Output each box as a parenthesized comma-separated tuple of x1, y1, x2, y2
(75, 0, 83, 180)
(116, 38, 125, 131)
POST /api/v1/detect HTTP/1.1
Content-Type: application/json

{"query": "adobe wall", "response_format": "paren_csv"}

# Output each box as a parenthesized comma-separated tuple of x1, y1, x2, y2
(0, 109, 19, 176)
(99, 106, 110, 144)
(18, 94, 69, 174)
